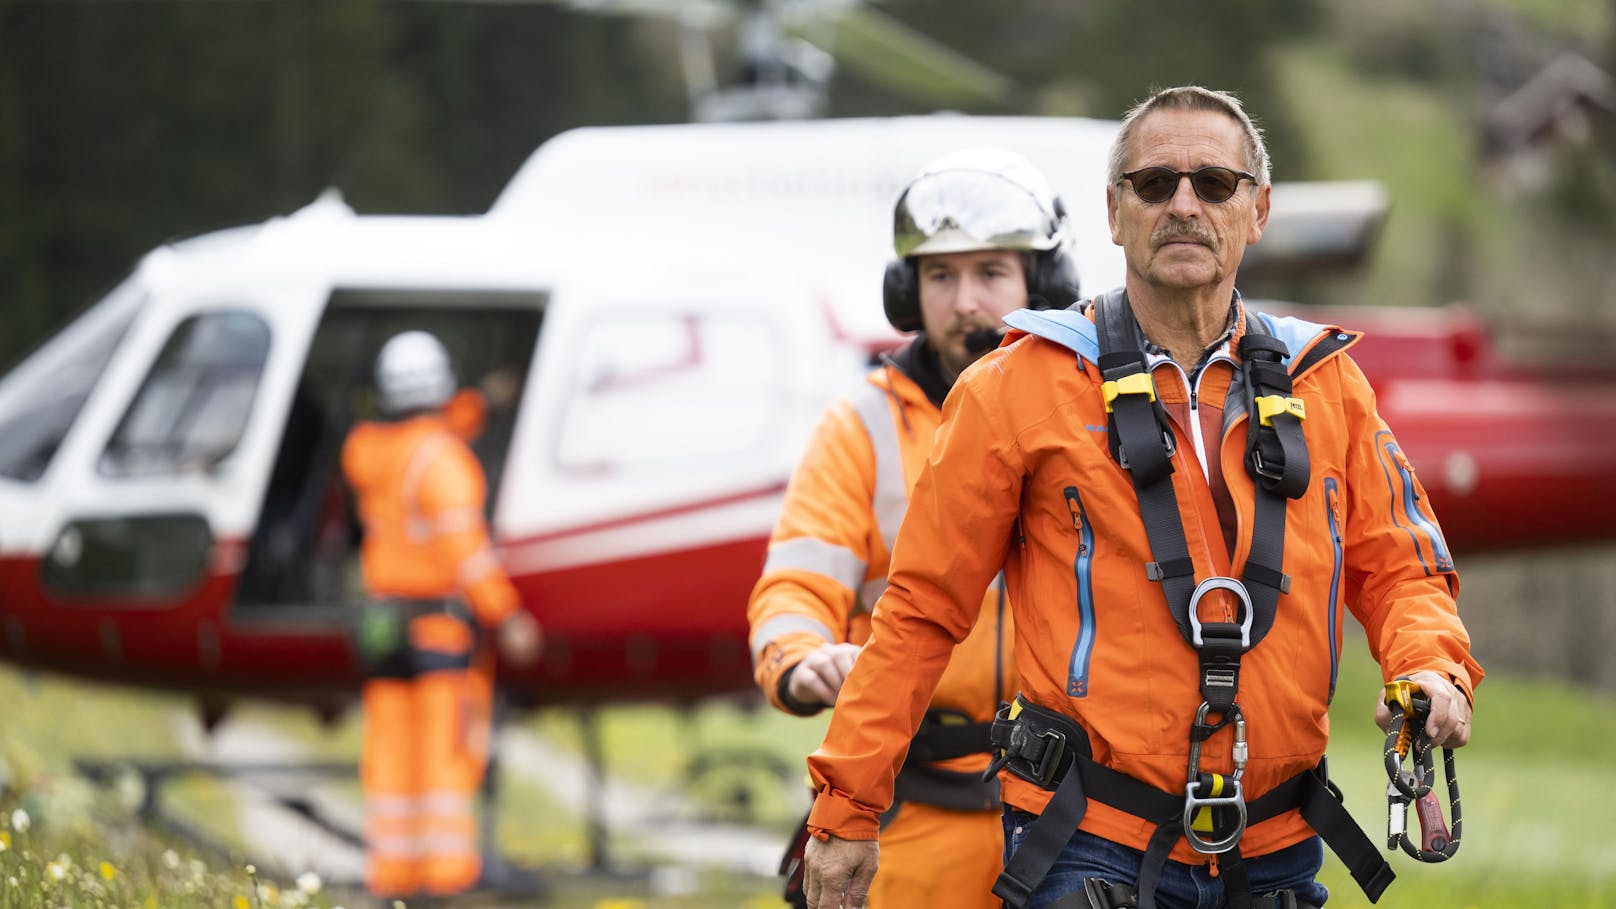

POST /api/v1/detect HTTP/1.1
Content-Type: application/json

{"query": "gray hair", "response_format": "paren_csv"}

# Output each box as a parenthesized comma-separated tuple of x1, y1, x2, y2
(1105, 86, 1271, 187)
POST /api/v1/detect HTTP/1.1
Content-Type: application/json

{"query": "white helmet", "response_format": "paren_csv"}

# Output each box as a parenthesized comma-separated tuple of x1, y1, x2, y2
(375, 331, 455, 415)
(892, 147, 1066, 258)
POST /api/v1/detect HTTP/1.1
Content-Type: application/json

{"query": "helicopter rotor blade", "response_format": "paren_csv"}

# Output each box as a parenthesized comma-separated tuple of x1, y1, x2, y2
(814, 4, 1018, 109)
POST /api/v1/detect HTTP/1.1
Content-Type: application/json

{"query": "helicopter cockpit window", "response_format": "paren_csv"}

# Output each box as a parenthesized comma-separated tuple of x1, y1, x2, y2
(99, 311, 271, 478)
(0, 281, 141, 483)
(556, 312, 782, 470)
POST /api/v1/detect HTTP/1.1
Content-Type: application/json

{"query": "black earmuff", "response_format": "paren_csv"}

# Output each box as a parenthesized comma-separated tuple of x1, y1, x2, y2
(1029, 199, 1082, 311)
(882, 244, 1082, 333)
(883, 259, 922, 333)
(1027, 243, 1083, 311)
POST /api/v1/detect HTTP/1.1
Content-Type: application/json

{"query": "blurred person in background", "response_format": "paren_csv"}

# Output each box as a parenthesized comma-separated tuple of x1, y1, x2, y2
(802, 86, 1481, 909)
(748, 147, 1080, 908)
(341, 330, 542, 902)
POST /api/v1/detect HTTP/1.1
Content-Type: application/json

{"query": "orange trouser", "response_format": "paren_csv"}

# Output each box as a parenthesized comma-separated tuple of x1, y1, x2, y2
(361, 614, 494, 897)
(867, 802, 1003, 909)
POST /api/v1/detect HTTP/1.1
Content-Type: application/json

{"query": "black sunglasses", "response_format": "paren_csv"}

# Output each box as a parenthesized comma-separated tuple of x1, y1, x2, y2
(1119, 166, 1257, 204)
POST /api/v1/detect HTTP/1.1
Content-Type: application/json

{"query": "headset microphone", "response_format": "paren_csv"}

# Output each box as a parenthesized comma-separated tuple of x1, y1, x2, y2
(964, 327, 1006, 354)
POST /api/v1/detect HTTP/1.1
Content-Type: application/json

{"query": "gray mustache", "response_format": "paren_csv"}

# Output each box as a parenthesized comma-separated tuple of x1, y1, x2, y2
(1152, 223, 1216, 248)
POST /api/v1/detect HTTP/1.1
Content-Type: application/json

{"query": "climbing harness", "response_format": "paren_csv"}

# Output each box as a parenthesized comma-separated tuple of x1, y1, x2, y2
(1382, 679, 1462, 862)
(988, 292, 1390, 909)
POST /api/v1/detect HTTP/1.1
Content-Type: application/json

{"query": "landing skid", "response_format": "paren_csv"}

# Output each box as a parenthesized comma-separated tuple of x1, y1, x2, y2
(69, 701, 666, 903)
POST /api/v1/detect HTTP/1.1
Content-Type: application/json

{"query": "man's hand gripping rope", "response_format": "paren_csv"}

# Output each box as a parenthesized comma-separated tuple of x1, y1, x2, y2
(1380, 675, 1465, 862)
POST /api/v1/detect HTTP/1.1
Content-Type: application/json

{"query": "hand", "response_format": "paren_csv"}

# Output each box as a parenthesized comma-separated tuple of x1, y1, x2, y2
(804, 834, 878, 909)
(496, 611, 544, 668)
(787, 642, 862, 708)
(1373, 669, 1471, 749)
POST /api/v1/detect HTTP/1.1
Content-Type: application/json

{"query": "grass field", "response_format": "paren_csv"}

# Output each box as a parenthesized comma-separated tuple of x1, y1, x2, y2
(6, 640, 1614, 908)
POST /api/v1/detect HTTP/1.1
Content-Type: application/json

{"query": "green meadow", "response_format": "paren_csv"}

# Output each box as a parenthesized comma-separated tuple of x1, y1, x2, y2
(4, 641, 1615, 907)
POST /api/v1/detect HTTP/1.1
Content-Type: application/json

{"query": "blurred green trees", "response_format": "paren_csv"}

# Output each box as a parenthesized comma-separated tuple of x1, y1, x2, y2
(2, 0, 1612, 367)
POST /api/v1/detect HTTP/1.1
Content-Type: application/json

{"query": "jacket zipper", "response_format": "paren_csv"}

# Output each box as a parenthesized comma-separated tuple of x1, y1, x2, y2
(1324, 477, 1343, 702)
(1063, 485, 1096, 698)
(1154, 352, 1236, 484)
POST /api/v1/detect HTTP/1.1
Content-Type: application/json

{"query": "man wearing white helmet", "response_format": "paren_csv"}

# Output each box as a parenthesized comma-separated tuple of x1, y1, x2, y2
(341, 330, 542, 901)
(748, 148, 1079, 908)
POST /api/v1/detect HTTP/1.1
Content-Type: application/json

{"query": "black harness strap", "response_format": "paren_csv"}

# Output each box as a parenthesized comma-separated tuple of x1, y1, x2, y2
(362, 597, 480, 679)
(1093, 289, 1197, 652)
(880, 709, 1000, 828)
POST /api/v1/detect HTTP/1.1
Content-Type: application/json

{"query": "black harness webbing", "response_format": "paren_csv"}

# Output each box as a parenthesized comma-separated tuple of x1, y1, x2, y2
(992, 700, 1393, 908)
(990, 293, 1392, 909)
(362, 597, 480, 679)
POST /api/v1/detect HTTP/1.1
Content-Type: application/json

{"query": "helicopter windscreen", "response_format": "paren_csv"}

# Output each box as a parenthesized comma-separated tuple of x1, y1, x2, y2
(0, 280, 143, 483)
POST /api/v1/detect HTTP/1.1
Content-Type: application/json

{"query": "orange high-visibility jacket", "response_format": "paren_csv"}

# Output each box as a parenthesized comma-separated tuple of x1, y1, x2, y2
(807, 301, 1483, 863)
(749, 355, 1016, 773)
(342, 414, 519, 630)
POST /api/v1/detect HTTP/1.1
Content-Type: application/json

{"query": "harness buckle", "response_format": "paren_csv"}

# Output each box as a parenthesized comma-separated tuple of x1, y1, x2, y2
(1115, 430, 1177, 472)
(1101, 373, 1157, 412)
(1183, 702, 1248, 854)
(1024, 728, 1068, 788)
(1255, 394, 1306, 427)
(1249, 448, 1283, 482)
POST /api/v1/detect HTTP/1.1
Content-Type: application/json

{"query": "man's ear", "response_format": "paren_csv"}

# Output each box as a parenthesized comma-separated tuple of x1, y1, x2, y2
(1106, 184, 1122, 247)
(1248, 182, 1272, 245)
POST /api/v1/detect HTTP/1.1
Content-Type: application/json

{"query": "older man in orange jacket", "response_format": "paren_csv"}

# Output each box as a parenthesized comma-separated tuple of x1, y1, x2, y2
(342, 330, 542, 901)
(749, 148, 1082, 908)
(803, 87, 1482, 909)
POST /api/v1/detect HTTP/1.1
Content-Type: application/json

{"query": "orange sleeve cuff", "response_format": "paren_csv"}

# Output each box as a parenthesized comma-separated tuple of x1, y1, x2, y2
(805, 789, 880, 842)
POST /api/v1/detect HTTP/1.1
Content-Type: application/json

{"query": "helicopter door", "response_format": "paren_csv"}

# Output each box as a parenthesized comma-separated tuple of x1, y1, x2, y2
(230, 289, 544, 618)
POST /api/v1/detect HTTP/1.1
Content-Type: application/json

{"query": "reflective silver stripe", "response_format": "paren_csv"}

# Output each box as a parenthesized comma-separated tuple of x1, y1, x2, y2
(418, 790, 477, 814)
(402, 432, 453, 543)
(418, 832, 478, 854)
(368, 794, 418, 816)
(763, 537, 866, 591)
(849, 384, 909, 557)
(750, 614, 835, 664)
(457, 545, 501, 587)
(431, 506, 486, 535)
(857, 578, 887, 613)
(368, 835, 423, 858)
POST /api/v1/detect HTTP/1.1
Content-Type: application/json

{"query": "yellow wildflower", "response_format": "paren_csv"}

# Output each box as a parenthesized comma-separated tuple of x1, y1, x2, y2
(100, 861, 118, 881)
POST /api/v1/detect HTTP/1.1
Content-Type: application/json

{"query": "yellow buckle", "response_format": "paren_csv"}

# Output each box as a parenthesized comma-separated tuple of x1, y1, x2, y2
(1255, 394, 1305, 427)
(1101, 373, 1156, 413)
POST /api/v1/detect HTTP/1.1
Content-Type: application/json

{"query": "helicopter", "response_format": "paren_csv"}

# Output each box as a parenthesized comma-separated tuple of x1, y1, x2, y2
(4, 110, 1615, 734)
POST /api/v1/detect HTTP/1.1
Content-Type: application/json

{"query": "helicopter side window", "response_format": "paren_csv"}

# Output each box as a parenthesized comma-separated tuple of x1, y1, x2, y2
(99, 311, 271, 478)
(0, 282, 141, 483)
(556, 311, 782, 470)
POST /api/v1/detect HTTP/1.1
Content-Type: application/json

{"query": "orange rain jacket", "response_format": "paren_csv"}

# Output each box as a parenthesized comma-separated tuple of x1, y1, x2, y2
(342, 411, 520, 897)
(342, 414, 519, 633)
(749, 349, 1016, 777)
(806, 301, 1483, 865)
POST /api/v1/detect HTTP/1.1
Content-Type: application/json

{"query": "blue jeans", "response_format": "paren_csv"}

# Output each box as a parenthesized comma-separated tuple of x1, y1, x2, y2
(1003, 808, 1330, 909)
